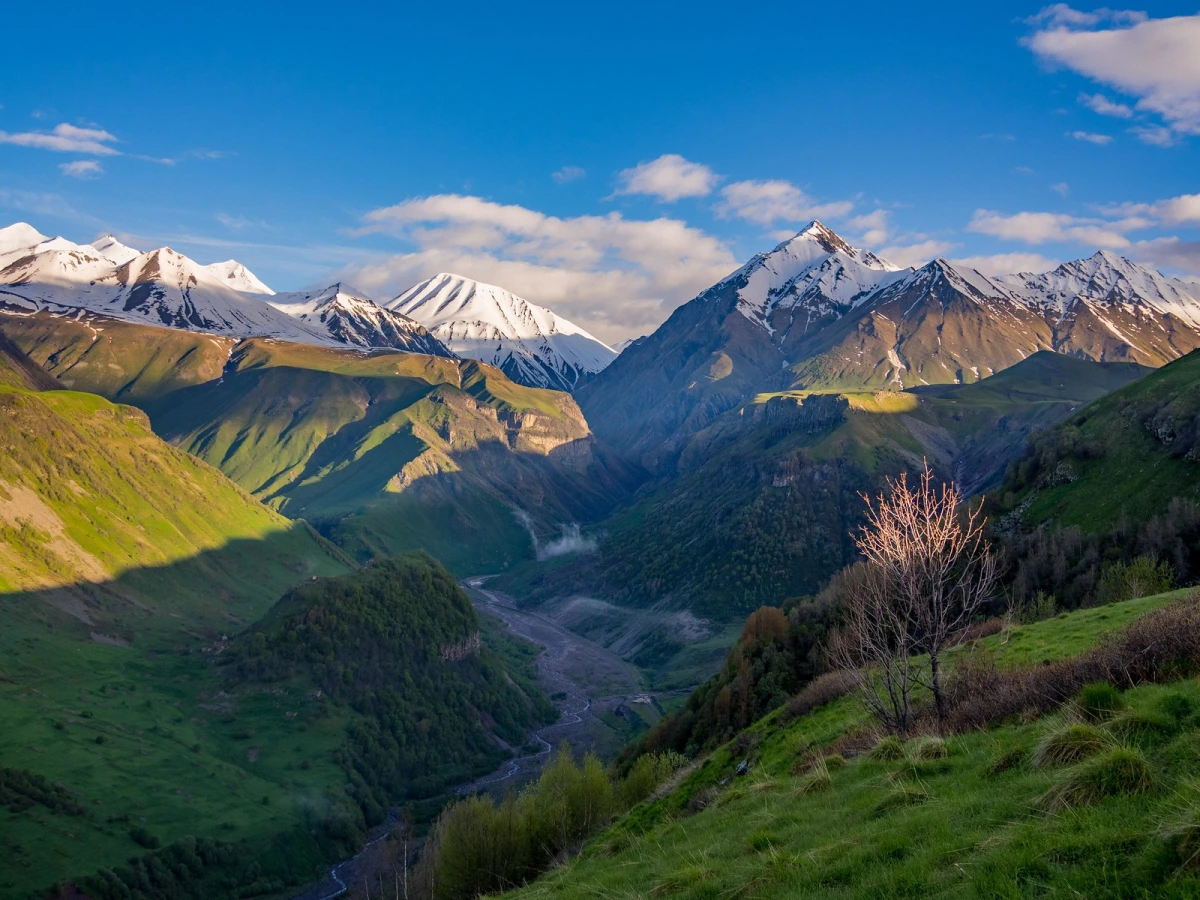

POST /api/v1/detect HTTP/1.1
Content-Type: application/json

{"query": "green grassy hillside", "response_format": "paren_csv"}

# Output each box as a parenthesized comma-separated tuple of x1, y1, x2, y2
(999, 348, 1200, 530)
(0, 312, 636, 573)
(503, 590, 1200, 900)
(0, 377, 350, 644)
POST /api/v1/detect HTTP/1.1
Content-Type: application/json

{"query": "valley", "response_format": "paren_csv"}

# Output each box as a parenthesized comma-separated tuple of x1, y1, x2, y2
(2, 213, 1200, 900)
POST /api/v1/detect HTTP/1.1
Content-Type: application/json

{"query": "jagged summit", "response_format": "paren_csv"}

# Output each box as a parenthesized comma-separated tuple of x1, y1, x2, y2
(722, 220, 906, 337)
(387, 272, 616, 390)
(269, 282, 454, 356)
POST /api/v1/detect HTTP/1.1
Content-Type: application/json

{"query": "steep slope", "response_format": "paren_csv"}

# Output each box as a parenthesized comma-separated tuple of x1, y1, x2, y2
(270, 282, 454, 355)
(504, 593, 1200, 900)
(0, 329, 60, 391)
(1, 550, 549, 900)
(0, 354, 351, 643)
(996, 348, 1200, 531)
(578, 224, 1200, 472)
(0, 310, 636, 572)
(388, 272, 616, 390)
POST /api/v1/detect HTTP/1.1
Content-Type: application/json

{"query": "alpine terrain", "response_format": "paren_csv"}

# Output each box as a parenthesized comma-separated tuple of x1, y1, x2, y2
(0, 223, 449, 355)
(389, 272, 618, 390)
(578, 221, 1200, 473)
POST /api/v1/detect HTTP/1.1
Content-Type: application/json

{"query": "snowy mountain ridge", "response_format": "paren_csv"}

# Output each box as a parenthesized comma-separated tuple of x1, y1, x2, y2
(387, 272, 617, 391)
(269, 282, 453, 356)
(0, 223, 449, 356)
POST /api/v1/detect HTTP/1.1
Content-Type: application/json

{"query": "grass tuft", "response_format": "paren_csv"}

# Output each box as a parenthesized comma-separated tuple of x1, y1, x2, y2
(1033, 722, 1113, 767)
(908, 736, 950, 761)
(1041, 746, 1156, 811)
(1161, 783, 1200, 872)
(869, 736, 905, 761)
(794, 757, 832, 795)
(1074, 681, 1126, 722)
(823, 753, 847, 770)
(1109, 709, 1179, 745)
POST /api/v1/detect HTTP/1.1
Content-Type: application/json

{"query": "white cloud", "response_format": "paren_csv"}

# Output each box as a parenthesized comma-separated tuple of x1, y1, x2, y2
(878, 239, 958, 268)
(715, 179, 853, 226)
(1026, 11, 1200, 136)
(1051, 182, 1070, 196)
(1078, 92, 1134, 117)
(0, 122, 120, 155)
(967, 209, 1147, 248)
(216, 212, 271, 231)
(1025, 5, 1146, 28)
(1131, 237, 1200, 276)
(952, 252, 1060, 275)
(1069, 130, 1113, 144)
(551, 165, 586, 184)
(347, 194, 740, 342)
(1129, 124, 1176, 147)
(846, 208, 892, 246)
(1104, 193, 1200, 226)
(59, 160, 102, 179)
(612, 154, 718, 202)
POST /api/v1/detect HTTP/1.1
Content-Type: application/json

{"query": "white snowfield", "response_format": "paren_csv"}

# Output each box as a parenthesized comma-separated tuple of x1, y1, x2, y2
(388, 272, 617, 391)
(0, 223, 448, 356)
(722, 220, 1200, 345)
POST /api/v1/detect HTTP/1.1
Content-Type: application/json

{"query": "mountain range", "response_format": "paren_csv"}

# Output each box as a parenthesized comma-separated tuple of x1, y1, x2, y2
(0, 223, 618, 389)
(578, 221, 1200, 472)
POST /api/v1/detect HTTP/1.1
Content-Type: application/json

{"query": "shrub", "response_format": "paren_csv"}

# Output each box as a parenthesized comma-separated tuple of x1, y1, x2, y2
(781, 670, 858, 724)
(1033, 723, 1113, 767)
(869, 736, 905, 761)
(908, 737, 949, 761)
(942, 596, 1200, 734)
(1075, 682, 1125, 722)
(1098, 556, 1175, 604)
(128, 825, 161, 849)
(873, 783, 929, 817)
(1018, 591, 1057, 625)
(1041, 746, 1156, 811)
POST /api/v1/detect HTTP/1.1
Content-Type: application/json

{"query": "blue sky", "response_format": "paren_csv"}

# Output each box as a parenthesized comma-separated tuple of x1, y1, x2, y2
(2, 1, 1198, 342)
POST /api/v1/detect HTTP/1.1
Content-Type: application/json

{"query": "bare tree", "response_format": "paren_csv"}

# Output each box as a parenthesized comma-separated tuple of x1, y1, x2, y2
(833, 463, 998, 729)
(828, 562, 924, 735)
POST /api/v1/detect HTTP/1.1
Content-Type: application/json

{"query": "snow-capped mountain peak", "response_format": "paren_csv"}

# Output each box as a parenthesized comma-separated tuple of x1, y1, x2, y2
(0, 222, 49, 258)
(998, 249, 1200, 328)
(269, 282, 453, 356)
(387, 272, 616, 390)
(89, 234, 140, 266)
(206, 259, 274, 295)
(724, 220, 908, 335)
